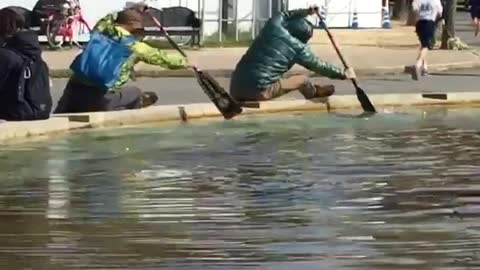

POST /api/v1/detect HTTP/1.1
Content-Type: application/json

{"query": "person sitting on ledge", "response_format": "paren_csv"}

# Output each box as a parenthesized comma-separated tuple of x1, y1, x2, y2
(229, 6, 356, 102)
(0, 8, 52, 121)
(54, 5, 189, 113)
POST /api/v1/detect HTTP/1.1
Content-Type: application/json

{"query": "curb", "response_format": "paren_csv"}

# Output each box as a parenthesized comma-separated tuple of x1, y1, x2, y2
(3, 92, 480, 144)
(0, 118, 88, 145)
(49, 60, 480, 79)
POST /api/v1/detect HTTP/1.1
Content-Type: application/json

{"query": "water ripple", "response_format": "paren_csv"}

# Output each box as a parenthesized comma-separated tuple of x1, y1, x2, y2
(0, 108, 480, 269)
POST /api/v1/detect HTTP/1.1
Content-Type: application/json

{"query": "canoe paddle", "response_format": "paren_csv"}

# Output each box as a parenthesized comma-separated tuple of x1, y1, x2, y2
(146, 10, 243, 120)
(316, 11, 377, 113)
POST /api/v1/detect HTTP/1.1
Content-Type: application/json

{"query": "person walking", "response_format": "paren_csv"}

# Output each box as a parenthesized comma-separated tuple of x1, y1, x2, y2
(470, 0, 480, 36)
(411, 0, 443, 80)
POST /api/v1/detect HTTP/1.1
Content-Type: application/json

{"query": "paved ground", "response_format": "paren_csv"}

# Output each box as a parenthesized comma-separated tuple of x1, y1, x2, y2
(44, 43, 480, 76)
(51, 68, 480, 107)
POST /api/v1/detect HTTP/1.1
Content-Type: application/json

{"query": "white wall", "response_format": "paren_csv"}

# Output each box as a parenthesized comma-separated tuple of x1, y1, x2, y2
(0, 0, 37, 9)
(288, 0, 382, 28)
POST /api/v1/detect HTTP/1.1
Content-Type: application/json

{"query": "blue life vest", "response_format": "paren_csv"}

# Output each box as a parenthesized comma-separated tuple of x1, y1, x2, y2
(70, 31, 136, 91)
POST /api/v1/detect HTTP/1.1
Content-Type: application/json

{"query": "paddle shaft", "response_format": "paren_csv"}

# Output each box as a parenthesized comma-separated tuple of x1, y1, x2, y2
(147, 11, 190, 59)
(316, 12, 359, 88)
(146, 10, 242, 119)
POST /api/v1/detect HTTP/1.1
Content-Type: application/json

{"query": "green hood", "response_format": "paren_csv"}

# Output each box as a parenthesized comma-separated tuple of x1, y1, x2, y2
(286, 17, 313, 44)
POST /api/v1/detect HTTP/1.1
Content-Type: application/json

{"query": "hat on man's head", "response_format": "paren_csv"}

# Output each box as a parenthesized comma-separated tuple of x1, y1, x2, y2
(116, 8, 144, 30)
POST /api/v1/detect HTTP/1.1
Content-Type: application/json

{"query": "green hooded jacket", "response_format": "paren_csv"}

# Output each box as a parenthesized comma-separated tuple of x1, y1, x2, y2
(79, 13, 188, 91)
(230, 9, 346, 98)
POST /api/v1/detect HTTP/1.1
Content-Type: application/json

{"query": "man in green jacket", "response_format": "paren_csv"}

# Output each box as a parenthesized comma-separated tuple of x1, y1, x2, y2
(230, 6, 356, 101)
(55, 6, 189, 113)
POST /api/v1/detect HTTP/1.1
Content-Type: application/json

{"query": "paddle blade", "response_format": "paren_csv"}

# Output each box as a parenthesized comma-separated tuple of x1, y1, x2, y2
(355, 86, 376, 113)
(194, 70, 243, 119)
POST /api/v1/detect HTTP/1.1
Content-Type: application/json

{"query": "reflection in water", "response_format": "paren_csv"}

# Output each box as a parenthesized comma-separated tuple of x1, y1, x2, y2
(0, 107, 480, 269)
(47, 141, 70, 220)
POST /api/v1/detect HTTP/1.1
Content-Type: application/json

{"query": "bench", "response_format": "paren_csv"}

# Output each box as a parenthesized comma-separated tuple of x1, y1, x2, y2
(143, 6, 202, 47)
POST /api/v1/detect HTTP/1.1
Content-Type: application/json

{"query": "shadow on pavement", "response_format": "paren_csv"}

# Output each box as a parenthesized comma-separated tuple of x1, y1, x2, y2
(429, 72, 480, 77)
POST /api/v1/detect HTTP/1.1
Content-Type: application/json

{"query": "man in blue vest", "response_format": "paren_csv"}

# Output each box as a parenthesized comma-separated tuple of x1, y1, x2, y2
(230, 6, 356, 102)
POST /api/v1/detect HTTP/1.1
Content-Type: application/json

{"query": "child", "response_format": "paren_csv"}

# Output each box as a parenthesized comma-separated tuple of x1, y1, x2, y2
(412, 0, 443, 80)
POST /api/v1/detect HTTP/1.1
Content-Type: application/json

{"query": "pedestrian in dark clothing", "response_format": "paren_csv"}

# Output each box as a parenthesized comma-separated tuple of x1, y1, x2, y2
(471, 0, 480, 36)
(0, 8, 52, 121)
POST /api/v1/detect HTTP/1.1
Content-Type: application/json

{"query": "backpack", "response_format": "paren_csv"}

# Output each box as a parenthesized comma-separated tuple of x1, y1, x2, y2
(0, 49, 52, 121)
(70, 31, 136, 91)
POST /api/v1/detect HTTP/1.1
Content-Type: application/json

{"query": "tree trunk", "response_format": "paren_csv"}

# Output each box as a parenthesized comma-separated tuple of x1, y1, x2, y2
(406, 0, 417, 26)
(441, 0, 456, 49)
(392, 0, 408, 20)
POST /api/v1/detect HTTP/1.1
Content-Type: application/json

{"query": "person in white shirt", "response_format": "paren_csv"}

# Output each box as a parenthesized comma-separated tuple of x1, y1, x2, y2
(411, 0, 443, 80)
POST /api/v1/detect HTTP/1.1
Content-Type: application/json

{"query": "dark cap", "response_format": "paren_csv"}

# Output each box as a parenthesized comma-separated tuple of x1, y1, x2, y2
(116, 8, 144, 30)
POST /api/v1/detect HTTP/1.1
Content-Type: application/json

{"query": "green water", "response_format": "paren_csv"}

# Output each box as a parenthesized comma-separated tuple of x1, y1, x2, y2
(1, 107, 480, 269)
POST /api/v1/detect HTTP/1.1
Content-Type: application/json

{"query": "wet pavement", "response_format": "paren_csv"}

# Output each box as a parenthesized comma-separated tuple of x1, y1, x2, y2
(51, 69, 480, 107)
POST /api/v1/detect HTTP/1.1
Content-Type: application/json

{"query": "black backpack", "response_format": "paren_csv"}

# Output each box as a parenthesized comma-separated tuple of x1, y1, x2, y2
(0, 49, 52, 121)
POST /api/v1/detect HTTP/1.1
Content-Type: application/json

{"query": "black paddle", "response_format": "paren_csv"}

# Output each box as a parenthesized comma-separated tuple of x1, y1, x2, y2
(316, 11, 377, 113)
(147, 11, 243, 120)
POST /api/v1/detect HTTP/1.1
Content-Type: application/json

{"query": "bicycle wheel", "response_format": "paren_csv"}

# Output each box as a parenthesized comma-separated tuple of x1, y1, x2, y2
(46, 17, 64, 49)
(74, 23, 91, 48)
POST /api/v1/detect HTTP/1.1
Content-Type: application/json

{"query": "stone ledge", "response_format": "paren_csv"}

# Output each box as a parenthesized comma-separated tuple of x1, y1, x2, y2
(53, 92, 480, 127)
(2, 91, 480, 144)
(0, 118, 78, 143)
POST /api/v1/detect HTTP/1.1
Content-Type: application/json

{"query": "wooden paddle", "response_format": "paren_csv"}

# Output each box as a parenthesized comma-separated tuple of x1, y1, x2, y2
(316, 11, 377, 113)
(146, 11, 243, 119)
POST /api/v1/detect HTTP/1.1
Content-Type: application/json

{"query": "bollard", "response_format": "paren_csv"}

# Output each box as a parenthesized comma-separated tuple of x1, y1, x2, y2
(351, 11, 359, 29)
(382, 7, 392, 29)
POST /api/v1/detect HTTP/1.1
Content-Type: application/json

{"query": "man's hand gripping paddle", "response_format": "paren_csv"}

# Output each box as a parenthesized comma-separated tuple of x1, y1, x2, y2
(315, 11, 377, 114)
(147, 10, 243, 120)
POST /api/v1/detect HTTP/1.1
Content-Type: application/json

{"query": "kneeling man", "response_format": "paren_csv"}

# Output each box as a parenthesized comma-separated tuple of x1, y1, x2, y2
(230, 6, 355, 101)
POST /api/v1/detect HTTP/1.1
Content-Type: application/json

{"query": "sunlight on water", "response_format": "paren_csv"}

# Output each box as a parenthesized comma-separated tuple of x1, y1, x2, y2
(0, 107, 480, 269)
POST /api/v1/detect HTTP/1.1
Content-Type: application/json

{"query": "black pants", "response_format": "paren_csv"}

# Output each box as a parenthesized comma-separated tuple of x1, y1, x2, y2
(54, 77, 143, 114)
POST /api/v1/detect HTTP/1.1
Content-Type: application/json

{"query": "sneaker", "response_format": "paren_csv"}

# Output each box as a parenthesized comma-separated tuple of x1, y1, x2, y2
(411, 65, 421, 81)
(141, 91, 158, 108)
(313, 84, 335, 98)
(299, 82, 335, 99)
